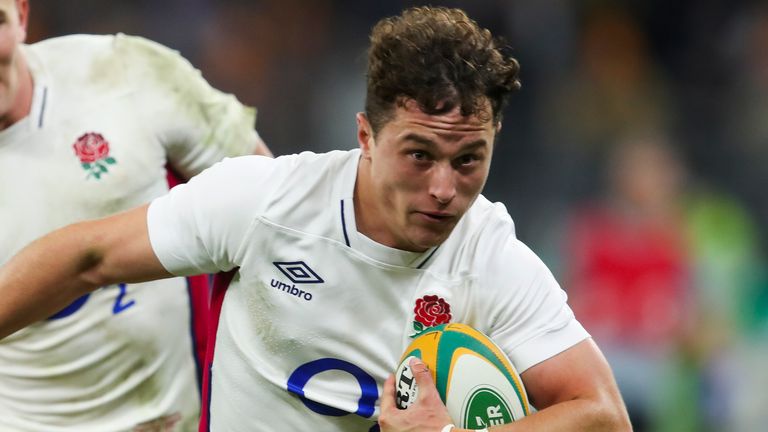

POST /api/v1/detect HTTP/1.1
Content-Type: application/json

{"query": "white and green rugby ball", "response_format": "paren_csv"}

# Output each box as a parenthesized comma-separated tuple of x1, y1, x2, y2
(394, 323, 530, 430)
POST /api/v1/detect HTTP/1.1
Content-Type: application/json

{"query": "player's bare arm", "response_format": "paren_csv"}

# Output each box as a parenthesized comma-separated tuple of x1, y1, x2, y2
(0, 204, 170, 339)
(506, 338, 631, 431)
(380, 339, 631, 432)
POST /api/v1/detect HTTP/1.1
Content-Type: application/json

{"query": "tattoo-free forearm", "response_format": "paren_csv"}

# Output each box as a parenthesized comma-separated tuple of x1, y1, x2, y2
(0, 204, 171, 339)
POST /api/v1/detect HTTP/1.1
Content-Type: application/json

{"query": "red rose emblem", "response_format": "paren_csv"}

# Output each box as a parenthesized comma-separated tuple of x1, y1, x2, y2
(413, 295, 452, 327)
(73, 132, 110, 163)
(72, 132, 118, 180)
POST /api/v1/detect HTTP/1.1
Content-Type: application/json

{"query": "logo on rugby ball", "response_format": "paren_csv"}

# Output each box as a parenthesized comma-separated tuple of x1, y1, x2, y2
(464, 387, 514, 428)
(394, 323, 530, 428)
(411, 294, 451, 337)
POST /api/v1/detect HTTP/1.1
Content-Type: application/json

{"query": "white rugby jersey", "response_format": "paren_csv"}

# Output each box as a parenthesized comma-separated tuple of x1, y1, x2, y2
(147, 150, 589, 432)
(0, 34, 258, 431)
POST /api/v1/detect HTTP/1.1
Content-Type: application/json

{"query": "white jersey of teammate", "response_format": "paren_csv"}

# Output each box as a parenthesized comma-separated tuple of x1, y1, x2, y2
(147, 150, 589, 431)
(0, 34, 258, 431)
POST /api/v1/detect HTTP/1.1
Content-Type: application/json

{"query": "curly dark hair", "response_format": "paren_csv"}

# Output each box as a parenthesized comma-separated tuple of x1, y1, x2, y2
(365, 6, 521, 133)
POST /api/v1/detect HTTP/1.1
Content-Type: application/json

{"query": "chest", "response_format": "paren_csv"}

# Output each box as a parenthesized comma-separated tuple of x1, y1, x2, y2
(232, 227, 475, 356)
(210, 220, 485, 427)
(0, 91, 167, 259)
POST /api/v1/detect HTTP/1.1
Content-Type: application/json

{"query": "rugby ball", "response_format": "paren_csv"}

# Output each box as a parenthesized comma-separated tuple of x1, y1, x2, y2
(394, 323, 529, 429)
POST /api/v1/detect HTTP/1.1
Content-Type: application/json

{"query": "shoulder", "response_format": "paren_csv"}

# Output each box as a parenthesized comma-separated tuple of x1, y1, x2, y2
(191, 150, 355, 203)
(264, 149, 358, 200)
(257, 150, 359, 233)
(432, 195, 555, 287)
(27, 33, 177, 64)
(469, 199, 550, 284)
(110, 33, 189, 70)
(161, 155, 278, 224)
(433, 195, 517, 269)
(273, 149, 357, 174)
(195, 154, 278, 186)
(26, 34, 189, 90)
(156, 151, 357, 242)
(26, 34, 117, 74)
(464, 195, 517, 239)
(108, 33, 196, 85)
(32, 33, 192, 77)
(29, 34, 116, 54)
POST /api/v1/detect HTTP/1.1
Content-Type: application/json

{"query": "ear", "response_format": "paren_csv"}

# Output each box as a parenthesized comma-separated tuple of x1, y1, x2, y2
(356, 112, 375, 160)
(495, 121, 502, 134)
(15, 0, 29, 42)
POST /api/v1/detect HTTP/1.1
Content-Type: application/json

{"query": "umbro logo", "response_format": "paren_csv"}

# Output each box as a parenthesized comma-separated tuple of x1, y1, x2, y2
(271, 261, 323, 302)
(273, 261, 324, 284)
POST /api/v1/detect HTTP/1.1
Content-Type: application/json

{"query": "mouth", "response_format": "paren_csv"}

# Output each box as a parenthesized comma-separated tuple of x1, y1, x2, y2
(415, 211, 456, 224)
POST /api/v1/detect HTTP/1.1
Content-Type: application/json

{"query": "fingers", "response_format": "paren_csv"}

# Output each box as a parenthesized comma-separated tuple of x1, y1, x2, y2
(379, 359, 454, 432)
(409, 357, 438, 400)
(380, 374, 396, 412)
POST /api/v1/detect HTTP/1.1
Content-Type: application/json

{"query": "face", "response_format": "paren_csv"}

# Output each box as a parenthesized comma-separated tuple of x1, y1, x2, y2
(0, 0, 27, 119)
(356, 100, 498, 252)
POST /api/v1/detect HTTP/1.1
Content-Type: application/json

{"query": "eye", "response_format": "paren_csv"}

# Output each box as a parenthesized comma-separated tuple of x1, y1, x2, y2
(456, 154, 479, 167)
(409, 151, 430, 162)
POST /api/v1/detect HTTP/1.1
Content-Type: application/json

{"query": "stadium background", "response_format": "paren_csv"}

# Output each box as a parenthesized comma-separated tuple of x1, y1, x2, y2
(28, 1, 768, 431)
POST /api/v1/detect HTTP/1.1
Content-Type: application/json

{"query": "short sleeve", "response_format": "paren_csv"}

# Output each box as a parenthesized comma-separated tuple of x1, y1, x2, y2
(483, 237, 590, 373)
(147, 156, 276, 276)
(116, 34, 259, 179)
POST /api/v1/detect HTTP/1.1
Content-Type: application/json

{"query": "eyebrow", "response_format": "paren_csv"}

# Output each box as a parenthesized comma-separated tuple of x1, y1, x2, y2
(402, 133, 488, 151)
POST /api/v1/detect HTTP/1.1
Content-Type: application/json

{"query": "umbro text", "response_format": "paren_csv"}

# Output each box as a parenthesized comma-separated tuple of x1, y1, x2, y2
(270, 279, 313, 301)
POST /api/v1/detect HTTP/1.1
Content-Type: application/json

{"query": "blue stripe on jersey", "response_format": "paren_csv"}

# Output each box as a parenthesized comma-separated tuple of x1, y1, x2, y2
(340, 199, 351, 247)
(38, 87, 48, 129)
(416, 246, 440, 269)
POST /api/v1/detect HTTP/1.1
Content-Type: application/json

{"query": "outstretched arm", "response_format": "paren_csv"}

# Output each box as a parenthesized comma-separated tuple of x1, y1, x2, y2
(0, 204, 171, 339)
(379, 338, 631, 432)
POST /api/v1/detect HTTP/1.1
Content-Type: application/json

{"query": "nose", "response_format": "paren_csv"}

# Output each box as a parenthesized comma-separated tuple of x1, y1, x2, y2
(429, 163, 456, 205)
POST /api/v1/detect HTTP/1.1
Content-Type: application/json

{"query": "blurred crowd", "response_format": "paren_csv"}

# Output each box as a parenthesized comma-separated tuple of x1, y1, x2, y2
(29, 1, 768, 431)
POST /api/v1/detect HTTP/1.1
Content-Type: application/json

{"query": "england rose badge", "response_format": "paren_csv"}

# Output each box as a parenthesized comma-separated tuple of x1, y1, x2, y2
(410, 294, 452, 337)
(73, 132, 117, 180)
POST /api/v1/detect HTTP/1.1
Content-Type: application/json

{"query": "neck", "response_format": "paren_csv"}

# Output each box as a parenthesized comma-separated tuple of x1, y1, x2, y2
(354, 158, 376, 238)
(354, 157, 391, 247)
(0, 50, 33, 130)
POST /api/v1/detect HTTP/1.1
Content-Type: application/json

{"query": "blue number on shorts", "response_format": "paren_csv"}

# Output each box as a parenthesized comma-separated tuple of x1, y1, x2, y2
(47, 284, 135, 320)
(287, 358, 379, 418)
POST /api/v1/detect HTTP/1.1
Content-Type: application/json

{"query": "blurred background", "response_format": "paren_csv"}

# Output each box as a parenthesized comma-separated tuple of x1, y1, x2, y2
(28, 0, 768, 431)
